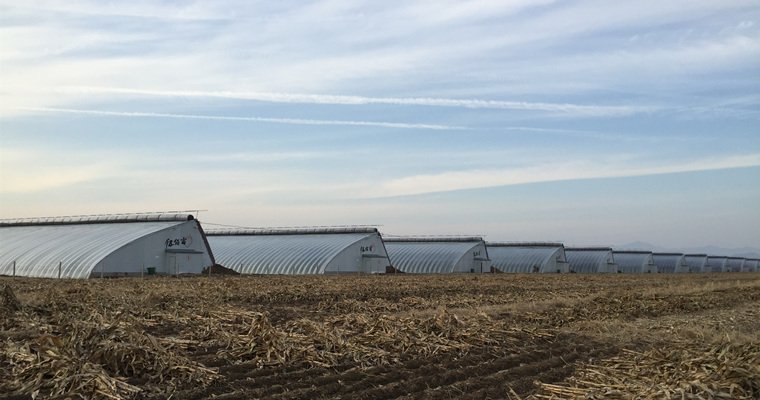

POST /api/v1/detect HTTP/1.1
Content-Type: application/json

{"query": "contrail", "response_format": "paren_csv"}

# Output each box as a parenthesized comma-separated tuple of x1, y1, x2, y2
(69, 87, 654, 117)
(499, 126, 691, 142)
(367, 154, 760, 198)
(14, 107, 466, 130)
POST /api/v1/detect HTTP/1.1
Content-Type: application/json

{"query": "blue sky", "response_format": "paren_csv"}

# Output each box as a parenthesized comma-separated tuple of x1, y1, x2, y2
(1, 0, 759, 249)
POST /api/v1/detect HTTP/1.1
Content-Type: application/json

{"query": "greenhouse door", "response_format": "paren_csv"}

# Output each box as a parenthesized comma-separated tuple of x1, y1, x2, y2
(362, 258, 372, 274)
(165, 255, 177, 275)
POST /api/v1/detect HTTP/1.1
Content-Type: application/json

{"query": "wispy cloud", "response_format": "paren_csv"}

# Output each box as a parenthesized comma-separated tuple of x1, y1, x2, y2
(2, 0, 235, 21)
(497, 126, 692, 142)
(365, 154, 760, 198)
(197, 151, 340, 163)
(13, 107, 465, 130)
(2, 1, 758, 247)
(66, 87, 653, 117)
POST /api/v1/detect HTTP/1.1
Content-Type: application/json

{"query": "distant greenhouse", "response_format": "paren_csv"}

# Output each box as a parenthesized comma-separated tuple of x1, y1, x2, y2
(683, 254, 709, 273)
(612, 251, 657, 274)
(706, 256, 729, 273)
(744, 259, 759, 272)
(206, 227, 390, 274)
(383, 237, 490, 274)
(726, 257, 746, 272)
(652, 253, 689, 274)
(0, 213, 214, 278)
(486, 242, 569, 273)
(564, 248, 618, 273)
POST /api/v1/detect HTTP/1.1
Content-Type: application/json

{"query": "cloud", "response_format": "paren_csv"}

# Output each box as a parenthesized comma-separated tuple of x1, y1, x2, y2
(197, 151, 341, 163)
(3, 1, 755, 119)
(1, 0, 235, 21)
(12, 107, 465, 130)
(366, 153, 760, 198)
(497, 127, 692, 142)
(65, 87, 652, 117)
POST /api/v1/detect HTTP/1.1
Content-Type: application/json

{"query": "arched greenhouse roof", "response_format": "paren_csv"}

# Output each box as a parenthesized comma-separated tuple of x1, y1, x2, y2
(486, 242, 565, 273)
(0, 213, 203, 279)
(565, 247, 616, 274)
(652, 253, 687, 273)
(383, 237, 488, 274)
(206, 227, 385, 274)
(706, 256, 728, 273)
(612, 251, 655, 274)
(683, 254, 709, 273)
(726, 257, 746, 272)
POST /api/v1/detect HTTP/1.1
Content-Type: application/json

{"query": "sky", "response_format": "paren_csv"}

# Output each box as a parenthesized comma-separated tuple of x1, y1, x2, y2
(1, 0, 759, 250)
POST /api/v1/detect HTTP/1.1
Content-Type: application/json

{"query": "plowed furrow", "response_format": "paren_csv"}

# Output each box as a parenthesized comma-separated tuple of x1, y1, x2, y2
(334, 347, 553, 399)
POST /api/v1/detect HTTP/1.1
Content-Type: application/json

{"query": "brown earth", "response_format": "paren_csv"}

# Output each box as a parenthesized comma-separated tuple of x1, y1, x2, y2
(201, 264, 240, 276)
(0, 273, 758, 399)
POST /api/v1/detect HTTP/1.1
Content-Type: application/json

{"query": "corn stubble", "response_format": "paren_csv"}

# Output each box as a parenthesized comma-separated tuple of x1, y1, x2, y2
(2, 305, 215, 399)
(0, 279, 534, 399)
(532, 343, 760, 399)
(1, 274, 759, 399)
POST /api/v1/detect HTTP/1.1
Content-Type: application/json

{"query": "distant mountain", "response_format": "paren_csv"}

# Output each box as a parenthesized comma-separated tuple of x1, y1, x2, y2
(615, 242, 760, 258)
(616, 241, 669, 252)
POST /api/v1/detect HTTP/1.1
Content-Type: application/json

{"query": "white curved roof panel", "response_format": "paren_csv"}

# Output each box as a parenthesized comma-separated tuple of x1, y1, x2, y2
(206, 230, 386, 274)
(383, 238, 488, 274)
(726, 257, 746, 272)
(652, 253, 688, 273)
(706, 256, 728, 273)
(683, 254, 708, 273)
(613, 251, 656, 274)
(0, 214, 201, 278)
(565, 248, 617, 273)
(486, 243, 566, 273)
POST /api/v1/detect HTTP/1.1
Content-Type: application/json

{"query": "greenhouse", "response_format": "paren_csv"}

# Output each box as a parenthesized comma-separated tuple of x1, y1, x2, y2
(206, 227, 390, 274)
(0, 213, 214, 278)
(744, 259, 759, 272)
(383, 237, 490, 274)
(652, 253, 689, 274)
(683, 254, 709, 273)
(706, 256, 729, 273)
(612, 251, 657, 274)
(564, 247, 618, 273)
(486, 242, 569, 273)
(726, 257, 746, 272)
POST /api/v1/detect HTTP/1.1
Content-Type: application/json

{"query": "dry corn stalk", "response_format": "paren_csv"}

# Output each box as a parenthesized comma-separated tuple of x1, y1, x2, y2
(531, 341, 760, 399)
(0, 311, 217, 399)
(189, 307, 516, 369)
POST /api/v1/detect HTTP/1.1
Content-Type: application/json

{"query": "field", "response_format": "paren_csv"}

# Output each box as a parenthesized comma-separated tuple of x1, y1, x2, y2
(1, 273, 759, 399)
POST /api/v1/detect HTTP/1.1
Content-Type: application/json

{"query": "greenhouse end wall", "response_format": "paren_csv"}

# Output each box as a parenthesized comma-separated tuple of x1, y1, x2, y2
(90, 221, 213, 277)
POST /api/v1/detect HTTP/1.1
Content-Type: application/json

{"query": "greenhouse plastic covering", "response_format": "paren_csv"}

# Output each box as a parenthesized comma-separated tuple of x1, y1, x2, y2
(383, 239, 486, 274)
(486, 243, 566, 273)
(206, 231, 381, 274)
